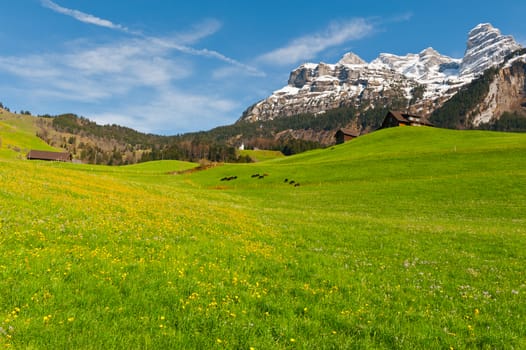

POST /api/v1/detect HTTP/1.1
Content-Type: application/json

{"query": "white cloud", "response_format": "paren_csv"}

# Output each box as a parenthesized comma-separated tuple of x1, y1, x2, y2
(90, 90, 239, 134)
(65, 39, 192, 86)
(40, 1, 260, 76)
(23, 2, 261, 134)
(0, 56, 63, 79)
(0, 36, 192, 103)
(172, 19, 223, 45)
(41, 0, 132, 33)
(258, 18, 374, 66)
(149, 37, 263, 77)
(0, 32, 242, 134)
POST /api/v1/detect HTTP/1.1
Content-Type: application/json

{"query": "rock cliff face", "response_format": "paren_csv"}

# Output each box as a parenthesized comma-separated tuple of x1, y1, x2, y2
(470, 54, 526, 126)
(243, 59, 414, 122)
(240, 23, 523, 128)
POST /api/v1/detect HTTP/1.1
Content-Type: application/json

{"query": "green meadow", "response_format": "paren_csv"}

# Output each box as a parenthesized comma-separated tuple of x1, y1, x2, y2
(0, 125, 525, 349)
(0, 113, 56, 159)
(238, 149, 285, 162)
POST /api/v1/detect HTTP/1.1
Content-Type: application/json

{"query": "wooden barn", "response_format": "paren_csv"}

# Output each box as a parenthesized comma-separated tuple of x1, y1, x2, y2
(380, 111, 434, 129)
(335, 128, 359, 144)
(27, 150, 72, 162)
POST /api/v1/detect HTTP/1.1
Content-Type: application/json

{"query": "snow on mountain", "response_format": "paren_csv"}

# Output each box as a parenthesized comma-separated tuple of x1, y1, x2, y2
(369, 47, 466, 101)
(338, 52, 367, 65)
(460, 23, 522, 77)
(240, 23, 523, 124)
(371, 47, 460, 81)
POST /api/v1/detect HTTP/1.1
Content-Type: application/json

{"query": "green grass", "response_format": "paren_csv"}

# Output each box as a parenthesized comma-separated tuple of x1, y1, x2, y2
(0, 126, 525, 349)
(239, 149, 285, 162)
(0, 112, 58, 159)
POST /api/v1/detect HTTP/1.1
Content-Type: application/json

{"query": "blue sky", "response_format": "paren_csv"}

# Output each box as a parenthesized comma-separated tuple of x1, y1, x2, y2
(0, 0, 524, 135)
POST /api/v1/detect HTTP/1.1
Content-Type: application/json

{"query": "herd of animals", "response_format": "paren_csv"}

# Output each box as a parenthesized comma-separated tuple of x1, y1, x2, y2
(220, 173, 300, 187)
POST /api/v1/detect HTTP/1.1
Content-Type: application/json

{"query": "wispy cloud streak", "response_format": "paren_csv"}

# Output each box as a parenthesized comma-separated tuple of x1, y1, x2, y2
(40, 0, 261, 75)
(41, 0, 131, 33)
(151, 37, 264, 76)
(31, 1, 264, 132)
(258, 18, 374, 66)
(171, 19, 223, 45)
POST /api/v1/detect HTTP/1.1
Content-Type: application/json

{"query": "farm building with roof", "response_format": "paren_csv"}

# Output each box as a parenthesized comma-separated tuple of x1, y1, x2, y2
(380, 111, 434, 129)
(26, 150, 72, 162)
(334, 128, 359, 144)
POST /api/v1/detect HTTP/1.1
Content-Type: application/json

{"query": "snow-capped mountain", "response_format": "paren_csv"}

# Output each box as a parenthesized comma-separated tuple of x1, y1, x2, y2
(240, 23, 523, 124)
(460, 23, 522, 77)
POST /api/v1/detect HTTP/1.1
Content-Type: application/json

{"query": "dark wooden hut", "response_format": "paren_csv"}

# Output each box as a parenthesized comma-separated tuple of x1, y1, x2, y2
(334, 128, 359, 144)
(380, 111, 434, 129)
(27, 150, 72, 162)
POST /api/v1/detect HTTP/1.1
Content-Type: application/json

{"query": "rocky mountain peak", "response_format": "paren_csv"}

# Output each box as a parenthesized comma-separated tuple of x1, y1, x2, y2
(338, 52, 367, 65)
(460, 23, 522, 76)
(419, 47, 440, 57)
(418, 47, 445, 63)
(466, 23, 500, 49)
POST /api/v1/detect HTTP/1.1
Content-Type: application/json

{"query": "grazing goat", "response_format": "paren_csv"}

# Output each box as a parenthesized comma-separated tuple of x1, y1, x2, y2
(220, 176, 237, 181)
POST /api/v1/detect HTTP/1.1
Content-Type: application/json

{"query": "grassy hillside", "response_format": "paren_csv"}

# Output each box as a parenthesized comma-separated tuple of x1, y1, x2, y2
(0, 127, 525, 349)
(0, 109, 58, 159)
(238, 149, 285, 162)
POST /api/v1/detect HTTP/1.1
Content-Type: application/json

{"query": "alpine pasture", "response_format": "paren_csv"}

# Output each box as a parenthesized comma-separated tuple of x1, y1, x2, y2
(1, 121, 525, 349)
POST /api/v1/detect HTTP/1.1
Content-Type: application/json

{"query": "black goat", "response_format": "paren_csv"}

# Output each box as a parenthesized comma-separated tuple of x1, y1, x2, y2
(220, 176, 237, 181)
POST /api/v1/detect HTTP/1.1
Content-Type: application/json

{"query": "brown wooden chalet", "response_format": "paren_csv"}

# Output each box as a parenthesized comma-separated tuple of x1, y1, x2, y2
(27, 150, 71, 162)
(380, 111, 434, 129)
(335, 128, 359, 144)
